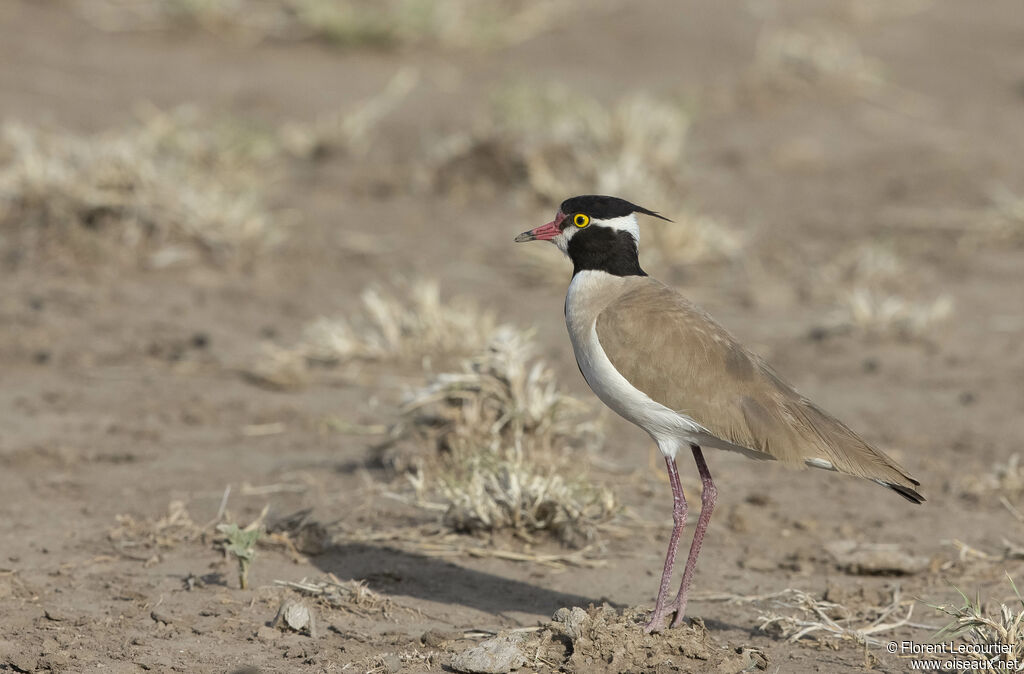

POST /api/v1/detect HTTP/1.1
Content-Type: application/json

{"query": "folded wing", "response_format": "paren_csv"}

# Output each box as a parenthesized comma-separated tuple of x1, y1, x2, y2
(595, 278, 923, 503)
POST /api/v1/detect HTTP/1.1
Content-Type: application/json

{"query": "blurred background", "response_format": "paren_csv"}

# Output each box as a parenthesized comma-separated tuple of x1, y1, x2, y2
(2, 1, 1023, 672)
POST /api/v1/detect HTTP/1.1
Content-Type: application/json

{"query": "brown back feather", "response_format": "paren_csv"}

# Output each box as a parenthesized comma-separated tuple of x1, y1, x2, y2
(595, 278, 922, 501)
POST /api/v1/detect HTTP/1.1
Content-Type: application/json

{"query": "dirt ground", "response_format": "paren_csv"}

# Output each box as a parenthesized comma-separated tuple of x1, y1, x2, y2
(2, 1, 1024, 672)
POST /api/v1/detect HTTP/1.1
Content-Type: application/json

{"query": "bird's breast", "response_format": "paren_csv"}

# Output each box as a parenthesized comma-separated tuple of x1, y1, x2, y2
(564, 275, 703, 451)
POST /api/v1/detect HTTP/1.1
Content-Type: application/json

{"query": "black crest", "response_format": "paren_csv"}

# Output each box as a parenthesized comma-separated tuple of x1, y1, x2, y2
(559, 195, 671, 224)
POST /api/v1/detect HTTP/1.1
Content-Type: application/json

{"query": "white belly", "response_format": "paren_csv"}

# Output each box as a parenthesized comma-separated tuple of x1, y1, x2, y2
(565, 271, 704, 458)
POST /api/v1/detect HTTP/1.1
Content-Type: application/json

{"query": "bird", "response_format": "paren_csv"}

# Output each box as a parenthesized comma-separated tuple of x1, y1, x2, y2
(514, 194, 923, 634)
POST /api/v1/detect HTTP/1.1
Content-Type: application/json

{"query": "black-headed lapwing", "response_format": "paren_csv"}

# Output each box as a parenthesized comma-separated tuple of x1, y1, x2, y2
(515, 195, 923, 633)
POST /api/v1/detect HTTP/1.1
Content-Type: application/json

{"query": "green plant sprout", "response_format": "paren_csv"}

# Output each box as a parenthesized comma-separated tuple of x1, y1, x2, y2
(217, 523, 262, 589)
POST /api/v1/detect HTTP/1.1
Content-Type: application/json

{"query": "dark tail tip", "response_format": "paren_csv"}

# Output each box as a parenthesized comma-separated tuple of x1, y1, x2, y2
(888, 482, 925, 504)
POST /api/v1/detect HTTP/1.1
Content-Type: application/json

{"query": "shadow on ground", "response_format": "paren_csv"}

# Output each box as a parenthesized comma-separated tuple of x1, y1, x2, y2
(313, 542, 605, 616)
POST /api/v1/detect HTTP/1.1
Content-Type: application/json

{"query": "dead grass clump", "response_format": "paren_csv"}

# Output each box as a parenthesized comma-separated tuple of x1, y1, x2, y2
(397, 327, 612, 547)
(430, 82, 690, 205)
(274, 576, 394, 617)
(753, 23, 883, 94)
(108, 500, 202, 551)
(703, 586, 924, 647)
(756, 587, 919, 646)
(932, 576, 1024, 669)
(0, 111, 284, 270)
(278, 67, 418, 159)
(809, 243, 953, 339)
(962, 454, 1024, 502)
(242, 280, 501, 390)
(302, 280, 500, 365)
(76, 0, 580, 49)
(963, 187, 1024, 248)
(829, 287, 954, 339)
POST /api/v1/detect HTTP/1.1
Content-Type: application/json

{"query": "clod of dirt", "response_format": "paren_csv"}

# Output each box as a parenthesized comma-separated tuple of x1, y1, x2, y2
(272, 599, 318, 638)
(4, 653, 37, 674)
(552, 606, 590, 639)
(824, 540, 928, 575)
(150, 609, 174, 625)
(450, 633, 528, 674)
(484, 605, 765, 674)
(43, 607, 69, 622)
(421, 629, 460, 647)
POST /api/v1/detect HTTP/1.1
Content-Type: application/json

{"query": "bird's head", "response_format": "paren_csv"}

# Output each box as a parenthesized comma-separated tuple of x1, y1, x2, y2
(515, 195, 670, 277)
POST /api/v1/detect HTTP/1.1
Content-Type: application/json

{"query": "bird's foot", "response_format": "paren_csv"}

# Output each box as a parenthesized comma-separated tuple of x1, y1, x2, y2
(643, 612, 668, 634)
(645, 597, 691, 632)
(643, 606, 679, 634)
(668, 598, 690, 629)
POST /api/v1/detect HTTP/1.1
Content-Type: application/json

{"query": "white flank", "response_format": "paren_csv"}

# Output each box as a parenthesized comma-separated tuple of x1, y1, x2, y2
(565, 269, 704, 459)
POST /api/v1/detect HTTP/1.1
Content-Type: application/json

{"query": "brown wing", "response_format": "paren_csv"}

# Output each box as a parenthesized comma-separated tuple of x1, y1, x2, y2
(595, 278, 922, 502)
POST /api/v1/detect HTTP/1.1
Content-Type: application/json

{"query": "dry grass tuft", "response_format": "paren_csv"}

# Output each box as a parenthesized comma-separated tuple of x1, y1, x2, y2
(430, 82, 690, 205)
(932, 575, 1024, 669)
(828, 288, 954, 340)
(275, 576, 394, 617)
(279, 67, 419, 159)
(963, 187, 1024, 248)
(962, 454, 1024, 502)
(702, 586, 925, 647)
(429, 81, 744, 279)
(810, 244, 953, 339)
(242, 279, 501, 391)
(396, 327, 612, 547)
(756, 588, 916, 646)
(0, 109, 285, 270)
(302, 280, 500, 365)
(753, 23, 883, 94)
(76, 0, 580, 49)
(108, 500, 203, 551)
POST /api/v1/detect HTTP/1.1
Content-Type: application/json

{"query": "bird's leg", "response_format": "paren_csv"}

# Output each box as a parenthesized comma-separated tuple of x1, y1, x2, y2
(669, 444, 717, 627)
(643, 455, 688, 634)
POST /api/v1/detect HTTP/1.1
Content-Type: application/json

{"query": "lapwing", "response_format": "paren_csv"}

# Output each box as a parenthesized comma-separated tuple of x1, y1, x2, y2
(515, 195, 923, 633)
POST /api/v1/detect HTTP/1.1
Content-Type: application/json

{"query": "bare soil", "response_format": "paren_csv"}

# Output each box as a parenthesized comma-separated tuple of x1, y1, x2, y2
(2, 1, 1024, 672)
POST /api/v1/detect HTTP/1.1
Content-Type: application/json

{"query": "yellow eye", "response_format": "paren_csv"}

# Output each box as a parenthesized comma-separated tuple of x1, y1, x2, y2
(573, 213, 590, 228)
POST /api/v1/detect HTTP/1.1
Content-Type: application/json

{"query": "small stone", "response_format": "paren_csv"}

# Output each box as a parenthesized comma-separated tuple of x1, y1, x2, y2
(284, 603, 310, 631)
(272, 599, 317, 637)
(450, 633, 527, 674)
(552, 606, 590, 639)
(825, 540, 928, 576)
(5, 653, 37, 673)
(739, 556, 777, 572)
(139, 656, 174, 671)
(421, 629, 459, 648)
(40, 651, 70, 669)
(44, 608, 68, 621)
(150, 610, 173, 625)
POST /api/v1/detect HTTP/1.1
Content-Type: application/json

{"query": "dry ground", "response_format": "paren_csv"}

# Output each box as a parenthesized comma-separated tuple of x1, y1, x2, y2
(2, 0, 1024, 672)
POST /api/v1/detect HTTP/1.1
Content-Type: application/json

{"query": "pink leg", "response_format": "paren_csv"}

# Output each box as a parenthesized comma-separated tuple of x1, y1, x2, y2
(668, 444, 716, 627)
(643, 455, 688, 634)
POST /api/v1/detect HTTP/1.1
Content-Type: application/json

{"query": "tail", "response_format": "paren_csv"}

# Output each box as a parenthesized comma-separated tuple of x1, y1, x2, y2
(874, 478, 925, 504)
(795, 401, 925, 504)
